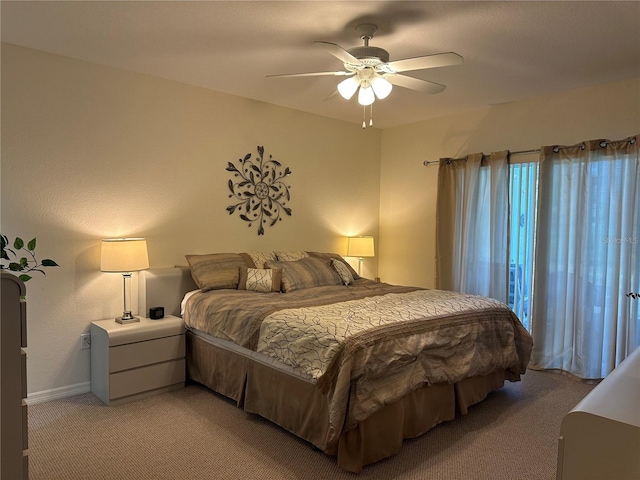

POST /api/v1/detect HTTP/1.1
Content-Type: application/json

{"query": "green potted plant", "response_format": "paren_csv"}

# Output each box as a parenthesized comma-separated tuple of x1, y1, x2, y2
(1, 234, 59, 282)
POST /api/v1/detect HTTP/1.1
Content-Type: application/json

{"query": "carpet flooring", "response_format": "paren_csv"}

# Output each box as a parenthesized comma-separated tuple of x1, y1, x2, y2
(27, 370, 594, 480)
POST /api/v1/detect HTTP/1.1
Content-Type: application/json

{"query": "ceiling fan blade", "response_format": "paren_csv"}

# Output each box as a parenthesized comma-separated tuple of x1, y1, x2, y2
(322, 90, 339, 102)
(386, 52, 463, 73)
(267, 71, 352, 78)
(313, 41, 362, 66)
(387, 74, 446, 94)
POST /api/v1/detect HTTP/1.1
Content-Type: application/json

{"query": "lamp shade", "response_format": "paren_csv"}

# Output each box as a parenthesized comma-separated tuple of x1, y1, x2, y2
(347, 236, 375, 258)
(371, 76, 393, 100)
(100, 238, 149, 272)
(337, 76, 359, 100)
(357, 86, 375, 106)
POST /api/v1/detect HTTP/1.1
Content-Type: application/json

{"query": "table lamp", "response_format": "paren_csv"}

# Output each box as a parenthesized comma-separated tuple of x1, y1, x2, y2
(346, 236, 375, 276)
(100, 238, 149, 324)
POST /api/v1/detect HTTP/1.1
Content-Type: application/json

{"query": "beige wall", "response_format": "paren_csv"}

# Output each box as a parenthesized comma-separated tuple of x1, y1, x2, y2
(379, 77, 640, 288)
(1, 44, 382, 395)
(3, 42, 639, 397)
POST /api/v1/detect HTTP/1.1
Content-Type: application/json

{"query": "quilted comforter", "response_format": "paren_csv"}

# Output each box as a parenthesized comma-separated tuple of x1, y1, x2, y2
(183, 279, 533, 446)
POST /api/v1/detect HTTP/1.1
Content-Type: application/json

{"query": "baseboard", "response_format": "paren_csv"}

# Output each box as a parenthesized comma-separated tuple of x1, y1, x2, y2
(26, 381, 91, 405)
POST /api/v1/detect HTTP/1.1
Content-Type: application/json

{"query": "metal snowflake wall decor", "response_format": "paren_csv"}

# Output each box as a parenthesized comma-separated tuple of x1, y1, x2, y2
(226, 146, 292, 236)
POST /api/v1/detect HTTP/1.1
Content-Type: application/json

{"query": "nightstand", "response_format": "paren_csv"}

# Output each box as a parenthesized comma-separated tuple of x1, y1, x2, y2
(90, 315, 185, 405)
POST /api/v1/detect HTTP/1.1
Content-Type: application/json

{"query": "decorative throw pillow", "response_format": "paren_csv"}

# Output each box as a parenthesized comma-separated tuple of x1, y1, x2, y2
(245, 252, 277, 269)
(238, 267, 282, 293)
(307, 252, 360, 279)
(331, 258, 354, 285)
(274, 251, 310, 262)
(185, 253, 247, 291)
(265, 256, 342, 292)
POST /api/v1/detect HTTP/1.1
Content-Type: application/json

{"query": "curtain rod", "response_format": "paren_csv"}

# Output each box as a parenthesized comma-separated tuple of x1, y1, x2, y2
(422, 136, 637, 166)
(422, 148, 540, 166)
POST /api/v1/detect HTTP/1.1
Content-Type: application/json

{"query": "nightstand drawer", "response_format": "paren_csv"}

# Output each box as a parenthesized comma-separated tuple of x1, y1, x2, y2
(109, 358, 185, 400)
(109, 335, 185, 373)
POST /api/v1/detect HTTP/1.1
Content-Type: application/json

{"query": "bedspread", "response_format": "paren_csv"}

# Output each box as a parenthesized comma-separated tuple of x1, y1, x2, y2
(255, 289, 532, 446)
(183, 281, 533, 449)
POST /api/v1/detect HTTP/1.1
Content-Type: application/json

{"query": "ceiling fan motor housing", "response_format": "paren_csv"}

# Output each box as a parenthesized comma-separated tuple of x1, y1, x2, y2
(347, 46, 390, 65)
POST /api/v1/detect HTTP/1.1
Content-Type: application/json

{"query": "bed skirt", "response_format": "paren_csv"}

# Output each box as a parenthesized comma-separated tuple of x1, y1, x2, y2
(186, 330, 508, 473)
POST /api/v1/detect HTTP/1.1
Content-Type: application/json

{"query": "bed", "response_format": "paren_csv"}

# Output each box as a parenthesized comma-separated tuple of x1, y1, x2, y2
(139, 251, 533, 473)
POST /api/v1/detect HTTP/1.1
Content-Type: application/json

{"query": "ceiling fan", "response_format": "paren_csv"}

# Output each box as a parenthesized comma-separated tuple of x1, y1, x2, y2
(267, 23, 463, 126)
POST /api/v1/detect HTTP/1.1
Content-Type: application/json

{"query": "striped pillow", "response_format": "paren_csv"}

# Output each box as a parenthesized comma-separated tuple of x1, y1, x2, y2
(274, 251, 310, 262)
(185, 253, 246, 291)
(307, 252, 359, 279)
(265, 256, 342, 292)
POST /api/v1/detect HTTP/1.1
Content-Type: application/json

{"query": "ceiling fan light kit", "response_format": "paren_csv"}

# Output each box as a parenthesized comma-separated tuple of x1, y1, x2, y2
(370, 76, 392, 100)
(268, 23, 463, 128)
(337, 76, 359, 100)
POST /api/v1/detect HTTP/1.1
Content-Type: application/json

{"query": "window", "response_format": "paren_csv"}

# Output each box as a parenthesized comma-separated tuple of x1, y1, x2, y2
(508, 160, 539, 330)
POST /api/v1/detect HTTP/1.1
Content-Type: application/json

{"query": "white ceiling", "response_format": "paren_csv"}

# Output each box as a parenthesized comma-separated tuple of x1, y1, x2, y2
(2, 1, 639, 129)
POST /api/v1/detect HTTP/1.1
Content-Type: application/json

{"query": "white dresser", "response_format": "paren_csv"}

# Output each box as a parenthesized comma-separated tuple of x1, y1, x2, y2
(557, 346, 640, 480)
(90, 315, 186, 405)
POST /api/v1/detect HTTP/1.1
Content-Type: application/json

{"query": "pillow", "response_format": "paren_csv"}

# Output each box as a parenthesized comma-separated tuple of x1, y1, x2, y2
(238, 267, 282, 293)
(274, 251, 309, 262)
(265, 256, 342, 292)
(307, 252, 360, 279)
(331, 258, 354, 285)
(185, 253, 247, 291)
(245, 252, 277, 269)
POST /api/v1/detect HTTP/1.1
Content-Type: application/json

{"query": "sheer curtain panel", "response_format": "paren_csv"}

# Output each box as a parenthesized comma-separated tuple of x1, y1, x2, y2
(436, 151, 510, 303)
(530, 136, 639, 379)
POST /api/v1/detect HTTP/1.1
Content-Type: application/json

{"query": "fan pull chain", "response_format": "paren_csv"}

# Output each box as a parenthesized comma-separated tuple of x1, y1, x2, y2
(362, 104, 375, 129)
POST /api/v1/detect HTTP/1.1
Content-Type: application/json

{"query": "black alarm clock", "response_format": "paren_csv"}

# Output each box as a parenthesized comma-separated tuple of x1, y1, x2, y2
(149, 306, 164, 320)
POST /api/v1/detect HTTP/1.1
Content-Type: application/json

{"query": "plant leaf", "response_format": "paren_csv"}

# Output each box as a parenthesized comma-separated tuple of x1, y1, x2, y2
(19, 274, 32, 282)
(28, 238, 37, 251)
(14, 237, 24, 249)
(42, 259, 59, 267)
(9, 262, 22, 271)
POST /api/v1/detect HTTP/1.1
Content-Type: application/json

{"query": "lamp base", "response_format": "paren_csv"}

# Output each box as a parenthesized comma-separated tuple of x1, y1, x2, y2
(115, 316, 140, 324)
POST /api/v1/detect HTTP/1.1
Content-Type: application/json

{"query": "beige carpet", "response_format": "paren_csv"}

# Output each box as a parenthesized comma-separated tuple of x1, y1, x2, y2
(27, 370, 594, 480)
